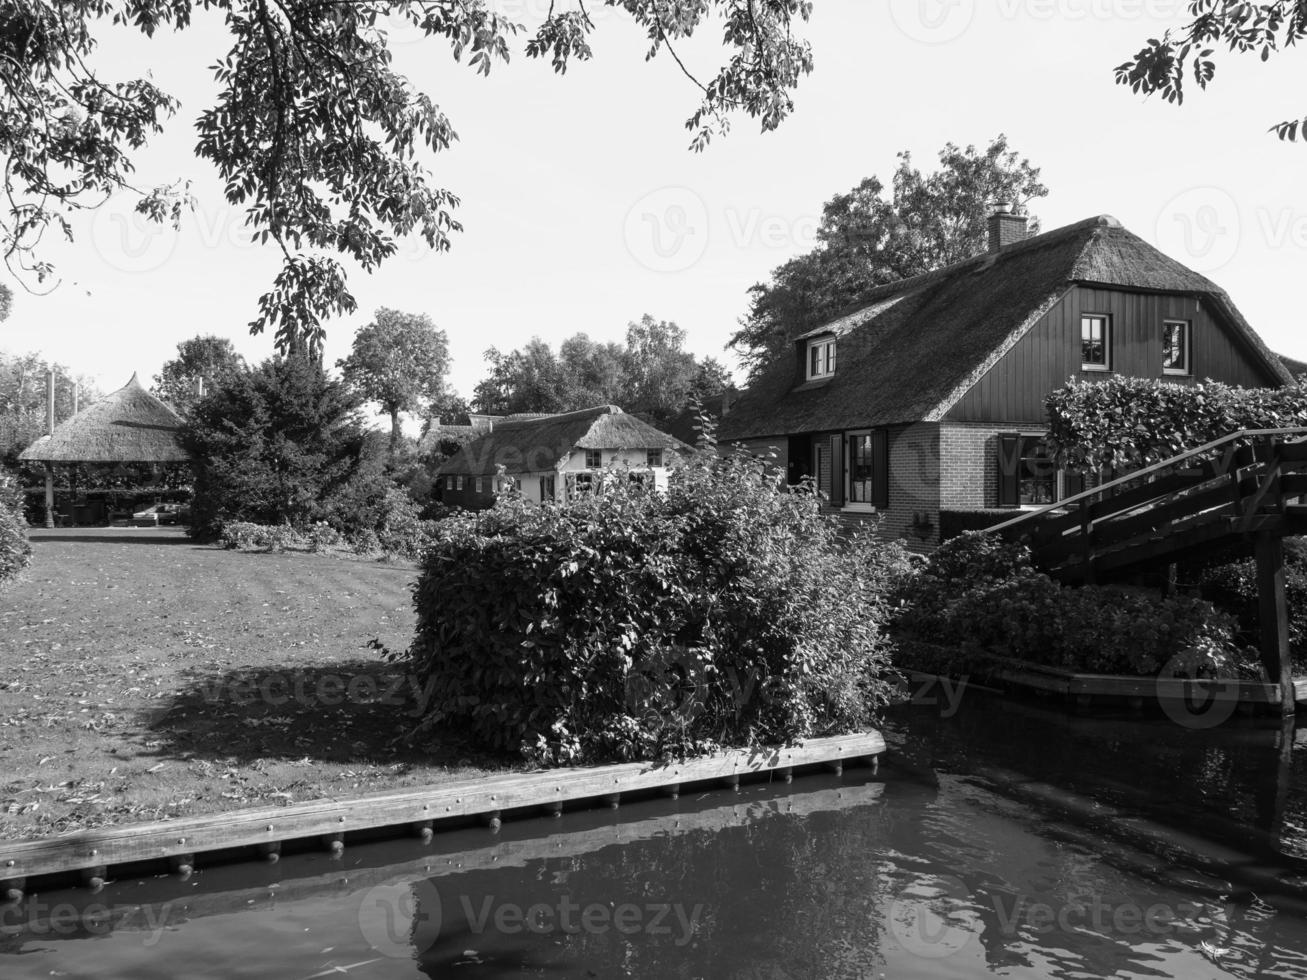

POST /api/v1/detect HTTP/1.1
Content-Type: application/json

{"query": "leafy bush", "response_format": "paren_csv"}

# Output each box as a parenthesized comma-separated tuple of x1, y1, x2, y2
(373, 487, 437, 560)
(894, 532, 1257, 678)
(0, 466, 31, 587)
(1045, 376, 1307, 471)
(398, 450, 911, 765)
(218, 522, 306, 553)
(1196, 539, 1307, 667)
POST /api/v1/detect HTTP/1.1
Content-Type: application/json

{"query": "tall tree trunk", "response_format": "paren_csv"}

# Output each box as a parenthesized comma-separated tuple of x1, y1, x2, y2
(389, 407, 401, 458)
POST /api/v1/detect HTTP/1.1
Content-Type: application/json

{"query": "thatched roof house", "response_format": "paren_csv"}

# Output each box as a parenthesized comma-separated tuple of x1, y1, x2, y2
(717, 211, 1294, 551)
(436, 405, 688, 509)
(20, 373, 191, 464)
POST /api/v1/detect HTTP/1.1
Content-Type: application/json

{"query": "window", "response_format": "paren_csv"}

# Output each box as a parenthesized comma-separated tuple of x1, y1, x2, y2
(474, 477, 484, 494)
(1081, 315, 1110, 371)
(847, 433, 876, 506)
(584, 449, 603, 469)
(540, 475, 556, 503)
(998, 434, 1060, 507)
(1163, 320, 1190, 375)
(807, 337, 836, 380)
(646, 448, 663, 467)
(455, 476, 464, 491)
(445, 476, 454, 490)
(569, 473, 594, 496)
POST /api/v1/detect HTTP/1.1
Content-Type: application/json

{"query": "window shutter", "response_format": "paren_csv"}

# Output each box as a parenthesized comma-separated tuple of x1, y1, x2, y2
(998, 433, 1020, 507)
(830, 435, 844, 507)
(1063, 469, 1085, 500)
(872, 429, 889, 509)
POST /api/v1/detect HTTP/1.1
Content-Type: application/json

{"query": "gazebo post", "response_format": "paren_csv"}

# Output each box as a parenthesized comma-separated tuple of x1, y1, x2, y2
(44, 368, 55, 528)
(43, 464, 54, 529)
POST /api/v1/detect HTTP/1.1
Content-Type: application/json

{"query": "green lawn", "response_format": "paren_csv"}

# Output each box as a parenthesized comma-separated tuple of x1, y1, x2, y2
(0, 528, 508, 841)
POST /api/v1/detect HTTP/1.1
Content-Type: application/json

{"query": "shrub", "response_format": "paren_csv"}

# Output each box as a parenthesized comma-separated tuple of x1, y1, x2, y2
(373, 487, 437, 560)
(1196, 539, 1307, 667)
(398, 449, 910, 765)
(894, 532, 1257, 678)
(0, 466, 31, 587)
(1045, 375, 1307, 472)
(218, 522, 306, 553)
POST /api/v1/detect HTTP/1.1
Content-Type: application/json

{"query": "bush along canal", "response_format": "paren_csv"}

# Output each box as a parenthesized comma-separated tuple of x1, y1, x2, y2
(3, 689, 1307, 979)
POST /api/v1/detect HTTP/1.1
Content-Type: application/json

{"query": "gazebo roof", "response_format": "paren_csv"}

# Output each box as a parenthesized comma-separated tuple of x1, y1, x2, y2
(19, 373, 191, 464)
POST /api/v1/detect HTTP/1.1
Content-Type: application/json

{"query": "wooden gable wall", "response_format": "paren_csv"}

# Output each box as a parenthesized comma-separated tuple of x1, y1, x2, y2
(945, 286, 1284, 425)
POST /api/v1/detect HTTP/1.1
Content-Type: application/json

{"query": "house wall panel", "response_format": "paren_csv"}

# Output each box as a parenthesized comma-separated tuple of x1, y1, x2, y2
(946, 287, 1283, 425)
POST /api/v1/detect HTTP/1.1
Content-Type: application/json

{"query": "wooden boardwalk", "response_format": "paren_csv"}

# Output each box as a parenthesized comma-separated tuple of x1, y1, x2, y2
(3, 780, 886, 939)
(0, 732, 884, 899)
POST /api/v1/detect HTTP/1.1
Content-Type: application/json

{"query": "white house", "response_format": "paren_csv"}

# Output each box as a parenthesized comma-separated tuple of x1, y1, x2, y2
(436, 405, 689, 509)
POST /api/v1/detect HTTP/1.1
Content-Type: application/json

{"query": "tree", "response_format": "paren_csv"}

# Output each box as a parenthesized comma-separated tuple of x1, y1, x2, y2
(470, 318, 730, 421)
(473, 339, 569, 416)
(338, 308, 451, 454)
(152, 335, 247, 416)
(0, 2, 814, 352)
(622, 315, 705, 422)
(1117, 3, 1307, 142)
(730, 135, 1048, 380)
(181, 355, 381, 538)
(0, 351, 100, 466)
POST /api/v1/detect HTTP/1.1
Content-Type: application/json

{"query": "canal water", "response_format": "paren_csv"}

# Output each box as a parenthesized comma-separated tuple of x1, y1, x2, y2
(4, 688, 1307, 979)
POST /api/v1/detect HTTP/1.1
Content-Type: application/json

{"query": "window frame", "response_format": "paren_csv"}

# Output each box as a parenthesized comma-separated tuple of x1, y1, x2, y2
(806, 337, 837, 380)
(584, 449, 603, 469)
(473, 477, 483, 494)
(646, 448, 663, 468)
(998, 433, 1068, 509)
(455, 476, 464, 491)
(1080, 314, 1111, 372)
(843, 430, 877, 512)
(1162, 319, 1191, 376)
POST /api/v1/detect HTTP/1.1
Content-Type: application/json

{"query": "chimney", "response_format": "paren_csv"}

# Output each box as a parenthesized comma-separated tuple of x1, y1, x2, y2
(987, 203, 1028, 253)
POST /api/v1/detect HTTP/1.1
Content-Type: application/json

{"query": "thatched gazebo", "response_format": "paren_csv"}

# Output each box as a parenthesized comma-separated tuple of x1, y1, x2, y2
(19, 373, 191, 527)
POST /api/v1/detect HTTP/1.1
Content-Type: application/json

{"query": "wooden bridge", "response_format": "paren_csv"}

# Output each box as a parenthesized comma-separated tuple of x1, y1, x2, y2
(988, 428, 1307, 713)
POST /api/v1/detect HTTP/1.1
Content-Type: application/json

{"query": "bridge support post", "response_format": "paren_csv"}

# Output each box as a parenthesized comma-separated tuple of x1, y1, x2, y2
(1256, 532, 1295, 716)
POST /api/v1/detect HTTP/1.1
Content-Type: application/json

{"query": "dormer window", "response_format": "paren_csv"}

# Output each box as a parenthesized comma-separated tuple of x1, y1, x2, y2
(807, 337, 836, 380)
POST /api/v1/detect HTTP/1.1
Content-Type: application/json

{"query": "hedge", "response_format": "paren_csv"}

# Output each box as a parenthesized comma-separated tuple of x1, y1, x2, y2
(398, 449, 914, 765)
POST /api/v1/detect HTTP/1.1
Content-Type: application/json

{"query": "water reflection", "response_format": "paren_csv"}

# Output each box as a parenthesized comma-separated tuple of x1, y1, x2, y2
(3, 692, 1307, 979)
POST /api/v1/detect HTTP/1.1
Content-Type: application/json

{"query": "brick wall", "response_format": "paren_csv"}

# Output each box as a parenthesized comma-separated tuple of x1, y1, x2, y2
(939, 422, 1010, 510)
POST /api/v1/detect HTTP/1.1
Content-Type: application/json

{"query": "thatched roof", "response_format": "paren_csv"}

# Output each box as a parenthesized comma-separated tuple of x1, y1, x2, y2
(720, 215, 1294, 441)
(437, 405, 689, 477)
(19, 373, 191, 464)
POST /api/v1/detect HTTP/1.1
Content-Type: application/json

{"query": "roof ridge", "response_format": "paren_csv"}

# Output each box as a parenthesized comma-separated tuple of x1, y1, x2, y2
(497, 404, 620, 428)
(814, 215, 1121, 326)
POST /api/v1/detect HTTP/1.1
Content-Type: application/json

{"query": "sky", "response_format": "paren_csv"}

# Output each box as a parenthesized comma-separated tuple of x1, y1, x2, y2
(3, 0, 1306, 426)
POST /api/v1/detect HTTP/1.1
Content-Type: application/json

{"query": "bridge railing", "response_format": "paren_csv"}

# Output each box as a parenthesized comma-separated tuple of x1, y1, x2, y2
(985, 427, 1307, 579)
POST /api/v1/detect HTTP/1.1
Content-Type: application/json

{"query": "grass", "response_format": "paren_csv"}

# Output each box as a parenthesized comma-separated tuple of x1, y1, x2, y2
(0, 528, 513, 842)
